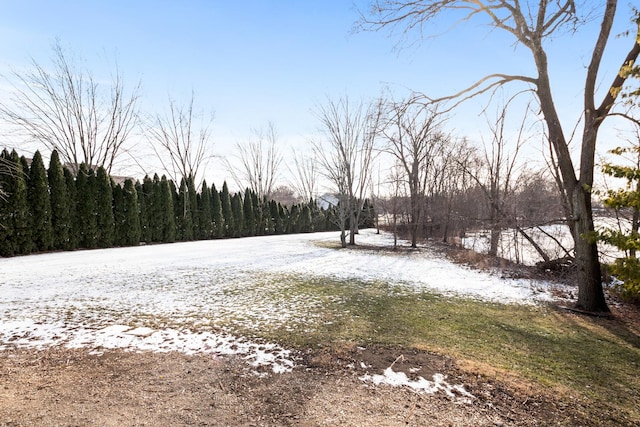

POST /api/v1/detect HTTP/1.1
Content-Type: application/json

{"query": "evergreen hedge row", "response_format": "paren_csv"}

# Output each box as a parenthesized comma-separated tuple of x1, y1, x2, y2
(0, 149, 375, 257)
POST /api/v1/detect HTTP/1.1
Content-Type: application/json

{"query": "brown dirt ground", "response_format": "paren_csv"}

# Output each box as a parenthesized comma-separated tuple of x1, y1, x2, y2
(1, 344, 594, 427)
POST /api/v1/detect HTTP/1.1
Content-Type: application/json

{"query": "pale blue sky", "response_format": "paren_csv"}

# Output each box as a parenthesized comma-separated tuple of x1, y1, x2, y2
(0, 1, 638, 186)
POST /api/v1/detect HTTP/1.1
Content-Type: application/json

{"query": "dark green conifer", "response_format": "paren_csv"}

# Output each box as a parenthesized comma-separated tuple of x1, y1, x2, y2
(27, 151, 53, 252)
(76, 163, 97, 248)
(160, 176, 176, 243)
(150, 174, 164, 242)
(48, 150, 71, 250)
(177, 177, 193, 240)
(199, 180, 212, 239)
(0, 149, 16, 256)
(123, 178, 141, 246)
(301, 205, 313, 233)
(188, 175, 198, 239)
(220, 181, 233, 237)
(211, 183, 223, 238)
(140, 176, 154, 243)
(95, 166, 114, 248)
(231, 193, 244, 238)
(243, 188, 255, 236)
(63, 167, 78, 249)
(112, 183, 126, 246)
(12, 152, 32, 254)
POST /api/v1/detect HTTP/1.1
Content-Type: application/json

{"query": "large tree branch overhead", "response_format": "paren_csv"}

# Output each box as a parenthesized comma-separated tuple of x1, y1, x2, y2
(358, 0, 639, 312)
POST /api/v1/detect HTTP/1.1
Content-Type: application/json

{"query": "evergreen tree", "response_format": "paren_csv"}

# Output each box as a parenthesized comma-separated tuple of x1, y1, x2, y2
(95, 166, 114, 248)
(27, 150, 53, 252)
(231, 192, 244, 237)
(48, 150, 71, 250)
(211, 183, 223, 238)
(12, 152, 32, 254)
(123, 178, 141, 246)
(220, 181, 233, 237)
(360, 199, 376, 228)
(19, 156, 30, 185)
(275, 203, 286, 234)
(199, 180, 213, 239)
(243, 188, 255, 236)
(134, 180, 146, 243)
(140, 176, 154, 243)
(177, 177, 194, 240)
(289, 204, 300, 233)
(253, 192, 263, 235)
(0, 149, 16, 256)
(265, 200, 277, 235)
(149, 174, 163, 242)
(596, 146, 640, 300)
(188, 175, 198, 239)
(301, 205, 313, 233)
(171, 179, 182, 241)
(160, 175, 176, 243)
(63, 167, 78, 249)
(76, 163, 97, 248)
(112, 182, 126, 246)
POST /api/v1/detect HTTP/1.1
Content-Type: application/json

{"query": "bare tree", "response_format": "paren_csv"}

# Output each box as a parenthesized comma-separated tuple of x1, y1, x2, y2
(146, 92, 214, 185)
(360, 0, 640, 312)
(378, 95, 449, 247)
(0, 42, 140, 174)
(227, 122, 282, 201)
(312, 96, 379, 247)
(288, 148, 318, 203)
(479, 99, 530, 256)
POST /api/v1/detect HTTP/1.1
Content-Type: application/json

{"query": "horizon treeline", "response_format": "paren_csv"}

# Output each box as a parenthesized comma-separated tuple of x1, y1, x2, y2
(0, 149, 374, 257)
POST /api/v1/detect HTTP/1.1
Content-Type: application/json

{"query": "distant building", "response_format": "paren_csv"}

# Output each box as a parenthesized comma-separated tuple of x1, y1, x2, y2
(317, 193, 339, 210)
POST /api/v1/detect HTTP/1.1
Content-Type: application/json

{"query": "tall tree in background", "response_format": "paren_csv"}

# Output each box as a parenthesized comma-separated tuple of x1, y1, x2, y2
(312, 96, 379, 247)
(361, 0, 640, 312)
(379, 96, 449, 247)
(48, 150, 71, 250)
(228, 122, 282, 201)
(27, 150, 53, 252)
(147, 92, 214, 186)
(0, 42, 139, 174)
(466, 100, 529, 257)
(289, 149, 318, 203)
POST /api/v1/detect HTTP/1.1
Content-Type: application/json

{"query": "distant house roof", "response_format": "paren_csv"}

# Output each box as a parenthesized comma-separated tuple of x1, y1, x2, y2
(317, 193, 339, 210)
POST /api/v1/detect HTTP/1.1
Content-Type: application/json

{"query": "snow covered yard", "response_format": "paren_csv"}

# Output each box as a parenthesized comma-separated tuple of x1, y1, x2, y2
(1, 229, 569, 396)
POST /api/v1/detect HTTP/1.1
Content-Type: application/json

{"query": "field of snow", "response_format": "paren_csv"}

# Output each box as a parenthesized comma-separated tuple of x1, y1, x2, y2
(1, 230, 568, 394)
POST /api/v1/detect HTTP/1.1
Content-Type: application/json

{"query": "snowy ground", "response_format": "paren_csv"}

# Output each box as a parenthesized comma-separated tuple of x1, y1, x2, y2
(1, 230, 568, 397)
(462, 218, 627, 266)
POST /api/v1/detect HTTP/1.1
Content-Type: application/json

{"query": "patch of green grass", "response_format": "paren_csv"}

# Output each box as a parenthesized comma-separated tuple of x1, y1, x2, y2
(244, 275, 640, 424)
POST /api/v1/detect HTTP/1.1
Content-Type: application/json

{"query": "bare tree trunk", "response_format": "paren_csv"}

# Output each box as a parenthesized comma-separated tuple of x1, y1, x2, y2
(573, 184, 606, 311)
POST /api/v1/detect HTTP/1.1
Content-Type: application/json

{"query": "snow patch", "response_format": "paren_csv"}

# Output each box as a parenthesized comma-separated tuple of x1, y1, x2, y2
(1, 230, 569, 375)
(360, 368, 475, 403)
